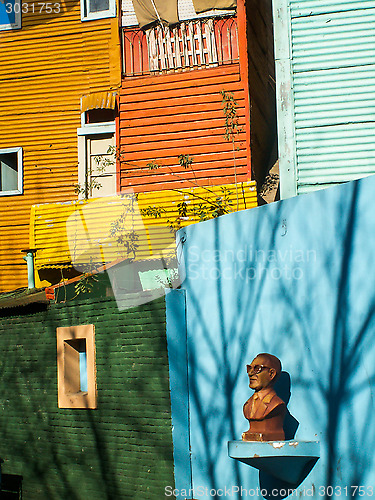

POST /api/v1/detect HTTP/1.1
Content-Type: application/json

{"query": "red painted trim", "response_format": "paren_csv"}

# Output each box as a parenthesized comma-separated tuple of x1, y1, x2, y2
(44, 256, 126, 295)
(237, 0, 252, 179)
(45, 288, 55, 300)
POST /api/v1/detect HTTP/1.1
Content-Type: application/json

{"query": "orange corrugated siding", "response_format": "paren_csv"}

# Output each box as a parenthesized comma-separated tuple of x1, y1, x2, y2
(119, 63, 252, 192)
(0, 2, 121, 291)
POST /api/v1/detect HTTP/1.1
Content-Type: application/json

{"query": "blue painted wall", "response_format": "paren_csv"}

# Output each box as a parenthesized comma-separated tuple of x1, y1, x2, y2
(166, 176, 375, 499)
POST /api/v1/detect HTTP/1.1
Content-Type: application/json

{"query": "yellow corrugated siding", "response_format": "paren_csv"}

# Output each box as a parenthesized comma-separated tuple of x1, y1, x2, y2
(0, 3, 121, 291)
(81, 91, 118, 111)
(30, 182, 257, 283)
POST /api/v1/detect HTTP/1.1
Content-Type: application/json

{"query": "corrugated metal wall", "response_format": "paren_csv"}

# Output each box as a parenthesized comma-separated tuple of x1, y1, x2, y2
(119, 64, 251, 191)
(275, 0, 375, 196)
(0, 2, 120, 291)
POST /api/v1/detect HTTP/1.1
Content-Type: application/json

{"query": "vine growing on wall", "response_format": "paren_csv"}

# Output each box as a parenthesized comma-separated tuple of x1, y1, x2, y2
(74, 145, 121, 199)
(75, 89, 243, 207)
(109, 192, 140, 259)
(72, 89, 245, 294)
(143, 154, 235, 233)
(220, 90, 242, 210)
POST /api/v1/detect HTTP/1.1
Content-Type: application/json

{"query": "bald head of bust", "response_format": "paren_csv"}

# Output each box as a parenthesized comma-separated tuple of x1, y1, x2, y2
(246, 353, 282, 392)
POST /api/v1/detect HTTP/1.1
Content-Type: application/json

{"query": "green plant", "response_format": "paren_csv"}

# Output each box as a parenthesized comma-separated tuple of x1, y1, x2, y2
(142, 163, 233, 232)
(191, 187, 233, 221)
(140, 205, 166, 219)
(221, 90, 242, 209)
(71, 89, 245, 290)
(221, 90, 241, 141)
(74, 145, 124, 199)
(178, 154, 194, 168)
(142, 155, 236, 233)
(109, 193, 140, 260)
(165, 200, 188, 233)
(74, 177, 102, 199)
(74, 272, 99, 297)
(154, 268, 180, 289)
(146, 161, 163, 170)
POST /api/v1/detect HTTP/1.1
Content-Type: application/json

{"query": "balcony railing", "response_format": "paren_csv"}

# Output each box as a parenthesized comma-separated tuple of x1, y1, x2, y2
(121, 16, 239, 77)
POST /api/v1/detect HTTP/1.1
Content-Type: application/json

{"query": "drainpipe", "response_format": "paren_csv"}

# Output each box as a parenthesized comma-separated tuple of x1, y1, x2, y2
(21, 248, 37, 289)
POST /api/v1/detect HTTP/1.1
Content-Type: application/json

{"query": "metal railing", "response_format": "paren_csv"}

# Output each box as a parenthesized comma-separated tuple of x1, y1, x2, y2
(121, 16, 239, 77)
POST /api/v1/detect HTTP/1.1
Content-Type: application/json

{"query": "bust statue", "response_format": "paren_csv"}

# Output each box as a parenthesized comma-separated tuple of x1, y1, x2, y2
(242, 353, 286, 442)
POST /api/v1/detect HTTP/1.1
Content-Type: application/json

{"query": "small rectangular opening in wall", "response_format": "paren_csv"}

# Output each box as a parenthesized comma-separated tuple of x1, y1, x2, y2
(64, 338, 88, 393)
(79, 339, 88, 392)
(57, 325, 97, 409)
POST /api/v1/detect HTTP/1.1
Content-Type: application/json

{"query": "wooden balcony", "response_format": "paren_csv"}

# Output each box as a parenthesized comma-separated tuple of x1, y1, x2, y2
(121, 16, 239, 77)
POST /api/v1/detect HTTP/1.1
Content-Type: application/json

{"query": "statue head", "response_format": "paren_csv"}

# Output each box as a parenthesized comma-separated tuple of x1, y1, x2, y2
(246, 353, 282, 392)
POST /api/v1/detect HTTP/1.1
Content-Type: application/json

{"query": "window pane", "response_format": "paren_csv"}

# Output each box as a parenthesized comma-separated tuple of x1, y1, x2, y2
(0, 153, 18, 192)
(87, 134, 116, 197)
(78, 339, 88, 392)
(86, 108, 115, 124)
(89, 0, 109, 14)
(0, 0, 16, 25)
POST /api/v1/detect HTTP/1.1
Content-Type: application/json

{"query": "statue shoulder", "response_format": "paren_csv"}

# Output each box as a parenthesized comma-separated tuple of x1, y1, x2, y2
(263, 390, 286, 414)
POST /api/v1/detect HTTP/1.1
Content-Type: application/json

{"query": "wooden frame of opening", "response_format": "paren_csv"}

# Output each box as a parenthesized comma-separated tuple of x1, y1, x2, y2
(57, 324, 97, 409)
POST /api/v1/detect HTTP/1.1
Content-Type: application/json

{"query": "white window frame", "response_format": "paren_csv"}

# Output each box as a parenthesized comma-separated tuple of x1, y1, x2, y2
(77, 114, 116, 199)
(0, 0, 21, 31)
(0, 147, 23, 196)
(80, 0, 116, 21)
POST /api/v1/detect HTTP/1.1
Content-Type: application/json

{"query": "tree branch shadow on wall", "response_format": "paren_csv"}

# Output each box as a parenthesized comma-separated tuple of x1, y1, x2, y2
(0, 305, 81, 499)
(274, 181, 375, 498)
(183, 202, 284, 493)
(181, 178, 375, 499)
(0, 297, 174, 499)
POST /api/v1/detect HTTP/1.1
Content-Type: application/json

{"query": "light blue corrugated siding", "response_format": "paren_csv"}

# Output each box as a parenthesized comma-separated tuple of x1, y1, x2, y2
(291, 0, 375, 17)
(291, 10, 375, 72)
(289, 1, 375, 194)
(294, 66, 375, 128)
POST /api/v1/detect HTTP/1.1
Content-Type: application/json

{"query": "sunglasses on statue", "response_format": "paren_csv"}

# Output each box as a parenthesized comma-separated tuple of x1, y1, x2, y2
(246, 364, 272, 374)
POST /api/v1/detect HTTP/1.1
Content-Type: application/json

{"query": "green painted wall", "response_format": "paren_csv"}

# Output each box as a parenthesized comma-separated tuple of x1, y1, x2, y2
(0, 294, 174, 499)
